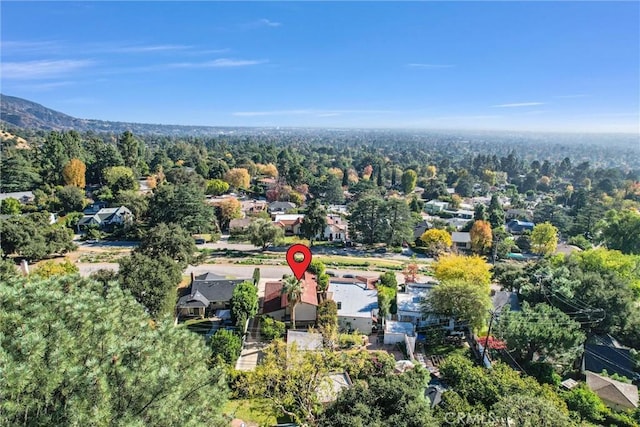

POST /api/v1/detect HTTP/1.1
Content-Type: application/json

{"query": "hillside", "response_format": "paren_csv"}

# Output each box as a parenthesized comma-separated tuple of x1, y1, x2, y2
(0, 94, 243, 136)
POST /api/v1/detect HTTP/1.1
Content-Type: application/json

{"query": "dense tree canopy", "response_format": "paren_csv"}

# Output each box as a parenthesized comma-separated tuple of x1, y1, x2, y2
(118, 252, 183, 318)
(0, 213, 76, 261)
(136, 223, 198, 269)
(495, 302, 585, 365)
(148, 183, 219, 235)
(246, 218, 284, 250)
(0, 275, 227, 426)
(230, 281, 259, 330)
(319, 369, 437, 427)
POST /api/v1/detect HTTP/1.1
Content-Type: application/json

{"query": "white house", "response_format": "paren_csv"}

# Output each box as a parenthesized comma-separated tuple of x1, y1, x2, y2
(397, 282, 453, 329)
(424, 200, 449, 214)
(318, 214, 349, 242)
(76, 206, 133, 232)
(328, 278, 378, 333)
(273, 214, 305, 236)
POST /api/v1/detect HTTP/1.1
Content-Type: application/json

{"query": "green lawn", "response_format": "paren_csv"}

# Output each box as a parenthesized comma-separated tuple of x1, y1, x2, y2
(223, 398, 283, 426)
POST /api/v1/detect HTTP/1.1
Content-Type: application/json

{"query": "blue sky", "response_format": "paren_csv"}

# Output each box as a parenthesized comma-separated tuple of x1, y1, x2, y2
(2, 1, 639, 133)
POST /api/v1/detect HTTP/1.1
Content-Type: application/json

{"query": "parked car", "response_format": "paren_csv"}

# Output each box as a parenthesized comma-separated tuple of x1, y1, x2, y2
(343, 274, 355, 279)
(374, 247, 387, 254)
(326, 271, 337, 277)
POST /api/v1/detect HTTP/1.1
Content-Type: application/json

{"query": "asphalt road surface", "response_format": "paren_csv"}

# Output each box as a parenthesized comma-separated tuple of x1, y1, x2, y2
(76, 262, 406, 282)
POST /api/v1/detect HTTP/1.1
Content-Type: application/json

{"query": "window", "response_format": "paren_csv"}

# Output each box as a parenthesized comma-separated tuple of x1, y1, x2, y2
(337, 302, 342, 309)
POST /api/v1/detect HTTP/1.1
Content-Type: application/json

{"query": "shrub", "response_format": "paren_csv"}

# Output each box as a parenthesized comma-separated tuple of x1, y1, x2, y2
(260, 316, 285, 341)
(338, 332, 362, 349)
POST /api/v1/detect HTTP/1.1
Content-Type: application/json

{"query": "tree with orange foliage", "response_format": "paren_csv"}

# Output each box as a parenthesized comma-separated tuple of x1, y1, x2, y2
(470, 220, 493, 254)
(402, 262, 420, 284)
(62, 158, 86, 188)
(362, 165, 373, 180)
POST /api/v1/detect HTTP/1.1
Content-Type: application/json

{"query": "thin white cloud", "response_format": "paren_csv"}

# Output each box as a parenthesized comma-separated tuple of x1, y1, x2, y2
(1, 59, 95, 79)
(108, 44, 192, 53)
(0, 40, 62, 54)
(407, 63, 455, 69)
(259, 18, 281, 27)
(8, 81, 76, 91)
(492, 102, 545, 108)
(168, 58, 267, 68)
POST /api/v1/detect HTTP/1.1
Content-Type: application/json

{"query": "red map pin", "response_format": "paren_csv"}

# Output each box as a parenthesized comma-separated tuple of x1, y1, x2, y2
(286, 244, 312, 280)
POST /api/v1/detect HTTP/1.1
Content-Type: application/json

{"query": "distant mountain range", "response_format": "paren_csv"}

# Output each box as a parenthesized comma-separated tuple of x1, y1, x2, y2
(0, 94, 245, 136)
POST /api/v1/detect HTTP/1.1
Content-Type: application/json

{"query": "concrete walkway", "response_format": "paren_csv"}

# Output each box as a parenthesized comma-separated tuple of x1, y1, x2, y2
(235, 341, 266, 371)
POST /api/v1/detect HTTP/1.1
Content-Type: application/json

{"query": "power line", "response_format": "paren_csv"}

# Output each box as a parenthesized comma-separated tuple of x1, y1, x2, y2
(584, 349, 639, 380)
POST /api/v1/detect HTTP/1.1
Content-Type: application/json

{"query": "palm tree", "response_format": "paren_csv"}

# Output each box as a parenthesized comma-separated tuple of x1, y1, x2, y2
(282, 274, 304, 330)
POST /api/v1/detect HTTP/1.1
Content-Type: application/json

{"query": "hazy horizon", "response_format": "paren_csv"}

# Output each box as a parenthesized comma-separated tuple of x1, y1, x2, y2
(2, 2, 639, 134)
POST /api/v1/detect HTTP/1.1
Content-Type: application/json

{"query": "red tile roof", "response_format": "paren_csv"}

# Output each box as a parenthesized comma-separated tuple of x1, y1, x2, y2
(262, 272, 318, 314)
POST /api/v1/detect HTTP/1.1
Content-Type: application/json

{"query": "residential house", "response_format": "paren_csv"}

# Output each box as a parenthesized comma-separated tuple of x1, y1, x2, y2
(176, 272, 247, 318)
(327, 277, 378, 333)
(424, 200, 449, 214)
(0, 191, 35, 204)
(229, 218, 253, 233)
(443, 217, 473, 231)
(327, 204, 348, 215)
(446, 209, 474, 220)
(451, 232, 471, 251)
(83, 201, 109, 214)
(318, 214, 349, 242)
(586, 371, 638, 411)
(241, 199, 268, 216)
(263, 272, 318, 326)
(76, 206, 133, 232)
(397, 282, 453, 329)
(582, 335, 639, 383)
(506, 219, 534, 234)
(413, 220, 431, 241)
(268, 201, 297, 215)
(273, 214, 305, 236)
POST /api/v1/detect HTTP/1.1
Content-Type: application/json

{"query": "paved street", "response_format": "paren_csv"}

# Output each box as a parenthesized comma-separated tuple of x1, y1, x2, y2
(76, 262, 394, 281)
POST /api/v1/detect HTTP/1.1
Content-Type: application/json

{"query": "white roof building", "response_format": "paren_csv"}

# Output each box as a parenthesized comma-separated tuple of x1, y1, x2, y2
(328, 280, 378, 333)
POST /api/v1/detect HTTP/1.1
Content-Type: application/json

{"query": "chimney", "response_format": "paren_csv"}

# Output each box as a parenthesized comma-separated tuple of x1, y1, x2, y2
(190, 271, 195, 283)
(20, 259, 29, 276)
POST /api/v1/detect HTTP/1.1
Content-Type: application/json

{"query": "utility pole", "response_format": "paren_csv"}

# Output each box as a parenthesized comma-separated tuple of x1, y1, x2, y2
(491, 236, 499, 264)
(481, 309, 497, 364)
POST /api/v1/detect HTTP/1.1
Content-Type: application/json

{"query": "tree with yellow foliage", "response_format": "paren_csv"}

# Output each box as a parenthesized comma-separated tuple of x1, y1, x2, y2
(531, 222, 558, 256)
(420, 229, 452, 256)
(224, 168, 251, 189)
(433, 253, 491, 289)
(217, 198, 242, 230)
(258, 163, 279, 178)
(62, 158, 86, 188)
(470, 220, 493, 254)
(33, 258, 79, 278)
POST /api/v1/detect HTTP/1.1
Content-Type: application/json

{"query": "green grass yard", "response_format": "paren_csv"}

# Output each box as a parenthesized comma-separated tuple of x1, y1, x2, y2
(223, 398, 284, 426)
